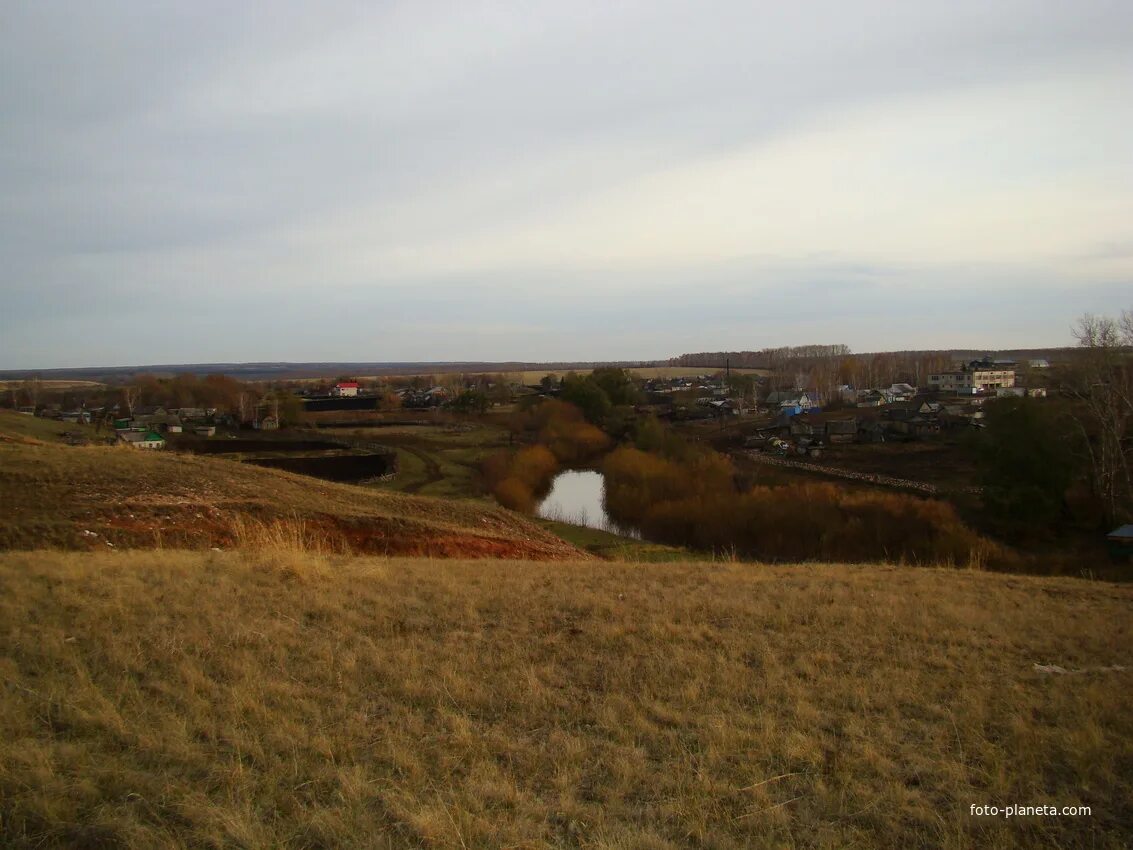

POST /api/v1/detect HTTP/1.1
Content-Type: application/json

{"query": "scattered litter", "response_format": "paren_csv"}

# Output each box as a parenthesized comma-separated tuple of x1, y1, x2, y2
(105, 541, 115, 547)
(80, 529, 98, 538)
(210, 547, 222, 552)
(1033, 663, 1127, 675)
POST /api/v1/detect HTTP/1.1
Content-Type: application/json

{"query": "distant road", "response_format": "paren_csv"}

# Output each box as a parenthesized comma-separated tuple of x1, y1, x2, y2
(738, 450, 981, 496)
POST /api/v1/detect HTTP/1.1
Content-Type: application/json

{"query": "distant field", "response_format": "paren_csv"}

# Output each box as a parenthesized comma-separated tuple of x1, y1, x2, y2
(0, 379, 105, 390)
(286, 366, 768, 384)
(1, 550, 1128, 849)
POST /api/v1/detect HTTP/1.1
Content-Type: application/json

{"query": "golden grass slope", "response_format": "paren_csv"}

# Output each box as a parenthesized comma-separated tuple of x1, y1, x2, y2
(1, 550, 1130, 848)
(0, 410, 99, 444)
(0, 417, 582, 559)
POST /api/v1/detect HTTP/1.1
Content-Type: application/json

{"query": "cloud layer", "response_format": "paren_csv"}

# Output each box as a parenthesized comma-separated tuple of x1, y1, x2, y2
(2, 1, 1131, 367)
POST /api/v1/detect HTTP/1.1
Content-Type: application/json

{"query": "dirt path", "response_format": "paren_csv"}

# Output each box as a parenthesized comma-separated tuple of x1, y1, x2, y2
(393, 444, 444, 493)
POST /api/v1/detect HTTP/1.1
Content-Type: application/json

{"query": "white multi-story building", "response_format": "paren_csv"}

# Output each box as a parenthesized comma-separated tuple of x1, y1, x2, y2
(928, 363, 1015, 394)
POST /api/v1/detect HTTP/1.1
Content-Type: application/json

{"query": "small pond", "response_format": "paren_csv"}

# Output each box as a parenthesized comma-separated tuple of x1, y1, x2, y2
(536, 470, 640, 538)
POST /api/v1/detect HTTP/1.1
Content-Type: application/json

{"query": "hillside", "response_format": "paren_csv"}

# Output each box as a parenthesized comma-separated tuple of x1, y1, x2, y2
(1, 550, 1129, 848)
(0, 413, 582, 559)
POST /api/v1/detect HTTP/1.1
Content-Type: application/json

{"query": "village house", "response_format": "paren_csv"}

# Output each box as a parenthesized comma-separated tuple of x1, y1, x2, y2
(856, 389, 891, 408)
(826, 418, 858, 444)
(332, 381, 360, 397)
(134, 413, 183, 432)
(764, 391, 812, 416)
(789, 417, 825, 439)
(705, 399, 739, 415)
(928, 359, 1015, 394)
(173, 407, 208, 421)
(886, 417, 939, 439)
(117, 430, 165, 449)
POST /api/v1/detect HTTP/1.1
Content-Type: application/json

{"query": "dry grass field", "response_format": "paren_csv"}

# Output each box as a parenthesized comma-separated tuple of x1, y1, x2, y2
(1, 549, 1129, 849)
(0, 379, 106, 391)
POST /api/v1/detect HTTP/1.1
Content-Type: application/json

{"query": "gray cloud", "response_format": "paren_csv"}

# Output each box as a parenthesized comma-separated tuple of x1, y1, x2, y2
(2, 0, 1131, 367)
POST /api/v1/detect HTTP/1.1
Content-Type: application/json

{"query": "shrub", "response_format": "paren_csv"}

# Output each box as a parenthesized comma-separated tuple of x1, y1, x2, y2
(493, 477, 536, 513)
(633, 416, 665, 453)
(482, 445, 560, 514)
(480, 450, 513, 491)
(510, 445, 559, 491)
(541, 419, 611, 465)
(604, 445, 996, 566)
(529, 399, 584, 430)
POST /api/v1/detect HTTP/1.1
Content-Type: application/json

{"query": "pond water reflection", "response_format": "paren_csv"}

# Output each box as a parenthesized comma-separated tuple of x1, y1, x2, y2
(536, 470, 640, 538)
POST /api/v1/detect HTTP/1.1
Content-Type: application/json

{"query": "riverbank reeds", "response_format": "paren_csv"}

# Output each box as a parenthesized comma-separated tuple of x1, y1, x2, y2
(603, 446, 1004, 567)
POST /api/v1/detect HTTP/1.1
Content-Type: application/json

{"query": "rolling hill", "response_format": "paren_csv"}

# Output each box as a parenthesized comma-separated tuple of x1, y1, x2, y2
(0, 412, 582, 559)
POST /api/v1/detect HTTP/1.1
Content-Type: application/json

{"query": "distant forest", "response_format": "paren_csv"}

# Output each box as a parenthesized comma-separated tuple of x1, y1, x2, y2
(669, 346, 1076, 370)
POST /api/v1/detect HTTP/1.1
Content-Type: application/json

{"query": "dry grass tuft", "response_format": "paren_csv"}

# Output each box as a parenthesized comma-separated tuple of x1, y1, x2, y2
(226, 514, 337, 580)
(1, 550, 1129, 848)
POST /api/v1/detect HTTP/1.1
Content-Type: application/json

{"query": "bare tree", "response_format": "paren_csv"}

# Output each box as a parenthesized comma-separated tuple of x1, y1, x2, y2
(19, 377, 43, 409)
(1065, 310, 1133, 525)
(121, 384, 140, 417)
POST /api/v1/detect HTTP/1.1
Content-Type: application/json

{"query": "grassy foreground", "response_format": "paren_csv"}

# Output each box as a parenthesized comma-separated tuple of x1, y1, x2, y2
(1, 551, 1129, 848)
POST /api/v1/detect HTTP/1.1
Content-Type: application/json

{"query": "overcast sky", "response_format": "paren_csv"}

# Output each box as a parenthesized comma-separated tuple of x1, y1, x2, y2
(2, 1, 1131, 368)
